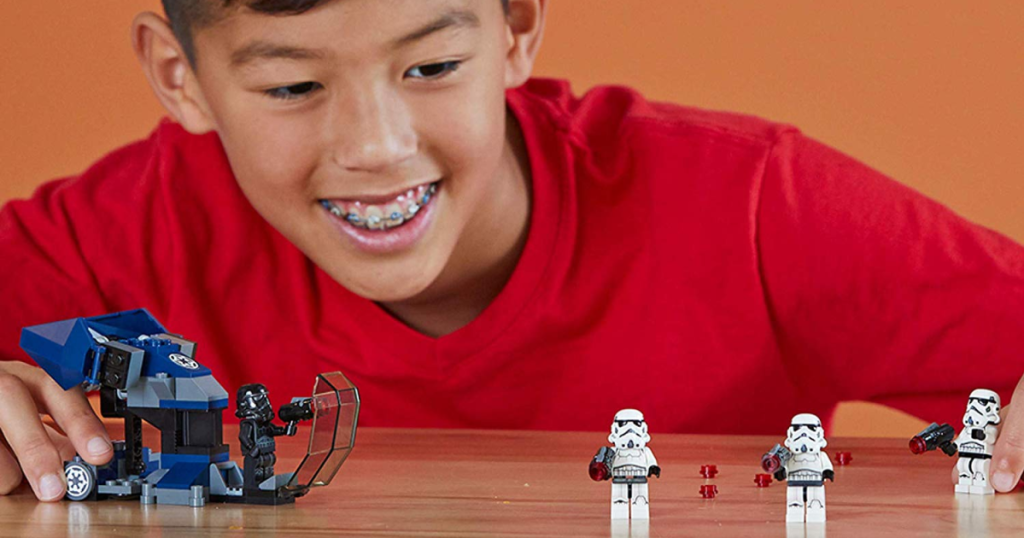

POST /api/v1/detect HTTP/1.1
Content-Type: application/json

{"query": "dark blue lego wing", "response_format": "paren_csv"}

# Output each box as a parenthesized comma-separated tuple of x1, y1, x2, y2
(20, 317, 97, 390)
(20, 309, 168, 391)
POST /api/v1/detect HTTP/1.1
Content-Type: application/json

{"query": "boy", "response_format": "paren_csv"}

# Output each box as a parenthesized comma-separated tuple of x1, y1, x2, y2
(1, 0, 1022, 504)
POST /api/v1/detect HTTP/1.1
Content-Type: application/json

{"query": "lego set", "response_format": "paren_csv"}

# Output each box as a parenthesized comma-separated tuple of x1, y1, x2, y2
(19, 309, 360, 506)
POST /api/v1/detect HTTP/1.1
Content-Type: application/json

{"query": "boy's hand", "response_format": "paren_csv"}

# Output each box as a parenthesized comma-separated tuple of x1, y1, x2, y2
(990, 375, 1024, 492)
(0, 361, 112, 501)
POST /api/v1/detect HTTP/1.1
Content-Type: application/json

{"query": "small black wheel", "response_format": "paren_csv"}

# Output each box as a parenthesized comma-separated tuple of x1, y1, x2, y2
(64, 460, 96, 501)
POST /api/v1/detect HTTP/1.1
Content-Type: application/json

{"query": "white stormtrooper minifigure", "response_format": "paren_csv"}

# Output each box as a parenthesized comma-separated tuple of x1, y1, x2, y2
(765, 413, 834, 524)
(588, 409, 660, 520)
(955, 389, 1001, 495)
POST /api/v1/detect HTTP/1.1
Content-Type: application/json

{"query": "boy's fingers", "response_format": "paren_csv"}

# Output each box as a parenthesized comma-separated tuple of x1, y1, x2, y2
(30, 380, 111, 466)
(0, 373, 67, 501)
(992, 379, 1024, 492)
(4, 361, 113, 466)
(0, 438, 24, 495)
(0, 425, 76, 497)
(44, 423, 78, 462)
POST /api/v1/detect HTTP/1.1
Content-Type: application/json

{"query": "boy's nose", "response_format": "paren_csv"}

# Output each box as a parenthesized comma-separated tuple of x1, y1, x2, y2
(329, 84, 417, 173)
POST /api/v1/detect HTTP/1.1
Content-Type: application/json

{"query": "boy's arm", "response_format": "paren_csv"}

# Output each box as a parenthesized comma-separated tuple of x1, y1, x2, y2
(756, 130, 1024, 490)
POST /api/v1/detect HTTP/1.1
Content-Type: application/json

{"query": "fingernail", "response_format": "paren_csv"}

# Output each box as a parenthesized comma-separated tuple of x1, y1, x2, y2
(38, 473, 64, 501)
(992, 470, 1016, 491)
(87, 436, 111, 457)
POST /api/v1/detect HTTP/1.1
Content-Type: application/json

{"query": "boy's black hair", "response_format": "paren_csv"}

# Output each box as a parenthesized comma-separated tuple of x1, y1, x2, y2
(162, 0, 512, 66)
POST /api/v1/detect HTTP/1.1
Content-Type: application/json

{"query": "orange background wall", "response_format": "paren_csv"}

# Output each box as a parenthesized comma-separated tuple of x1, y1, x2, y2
(2, 2, 1022, 436)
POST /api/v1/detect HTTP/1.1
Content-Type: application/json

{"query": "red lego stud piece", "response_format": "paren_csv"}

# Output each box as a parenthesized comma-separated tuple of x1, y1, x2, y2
(699, 484, 719, 499)
(700, 464, 719, 478)
(836, 451, 852, 466)
(754, 473, 772, 487)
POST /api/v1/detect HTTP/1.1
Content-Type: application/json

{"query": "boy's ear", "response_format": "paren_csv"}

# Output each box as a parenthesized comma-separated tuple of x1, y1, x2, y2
(131, 12, 217, 135)
(504, 0, 547, 89)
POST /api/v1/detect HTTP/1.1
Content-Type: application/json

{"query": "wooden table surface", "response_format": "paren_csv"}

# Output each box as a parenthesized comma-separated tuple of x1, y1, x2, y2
(0, 426, 1021, 537)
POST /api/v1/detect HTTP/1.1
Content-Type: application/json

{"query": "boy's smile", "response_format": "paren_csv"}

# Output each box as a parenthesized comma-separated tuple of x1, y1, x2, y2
(142, 0, 543, 333)
(319, 180, 440, 252)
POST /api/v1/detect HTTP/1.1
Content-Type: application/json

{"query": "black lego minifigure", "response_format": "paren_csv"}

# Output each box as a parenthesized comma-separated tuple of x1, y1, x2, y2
(235, 383, 297, 492)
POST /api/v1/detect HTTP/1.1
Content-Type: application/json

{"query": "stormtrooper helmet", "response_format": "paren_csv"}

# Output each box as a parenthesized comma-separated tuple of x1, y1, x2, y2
(963, 389, 1001, 428)
(608, 408, 650, 449)
(784, 413, 826, 454)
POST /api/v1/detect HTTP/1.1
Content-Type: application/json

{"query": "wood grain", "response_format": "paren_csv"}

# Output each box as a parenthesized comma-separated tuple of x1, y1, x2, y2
(1, 427, 1021, 537)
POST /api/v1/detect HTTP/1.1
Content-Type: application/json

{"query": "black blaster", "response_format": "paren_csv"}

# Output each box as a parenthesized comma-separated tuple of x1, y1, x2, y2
(278, 397, 315, 436)
(909, 422, 957, 456)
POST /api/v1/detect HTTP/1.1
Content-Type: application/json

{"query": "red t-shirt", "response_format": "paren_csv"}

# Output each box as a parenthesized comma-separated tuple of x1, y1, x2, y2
(2, 78, 1023, 433)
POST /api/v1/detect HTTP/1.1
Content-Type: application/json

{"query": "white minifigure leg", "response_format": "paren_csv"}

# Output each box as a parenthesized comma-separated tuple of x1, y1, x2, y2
(611, 483, 630, 520)
(631, 483, 650, 520)
(805, 486, 826, 523)
(786, 486, 805, 523)
(969, 458, 995, 495)
(955, 457, 973, 494)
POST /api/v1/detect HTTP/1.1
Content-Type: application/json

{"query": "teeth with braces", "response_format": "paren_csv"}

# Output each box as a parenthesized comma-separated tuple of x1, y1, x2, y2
(320, 182, 437, 230)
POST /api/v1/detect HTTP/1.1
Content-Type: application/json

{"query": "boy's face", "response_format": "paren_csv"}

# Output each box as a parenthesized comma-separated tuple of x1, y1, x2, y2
(187, 0, 525, 303)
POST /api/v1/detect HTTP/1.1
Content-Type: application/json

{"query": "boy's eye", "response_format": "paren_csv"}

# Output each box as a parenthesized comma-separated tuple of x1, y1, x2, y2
(264, 81, 322, 100)
(405, 60, 462, 80)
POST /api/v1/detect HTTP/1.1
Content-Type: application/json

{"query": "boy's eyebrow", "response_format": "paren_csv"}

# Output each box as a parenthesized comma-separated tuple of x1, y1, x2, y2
(229, 9, 481, 67)
(389, 9, 481, 50)
(230, 42, 327, 67)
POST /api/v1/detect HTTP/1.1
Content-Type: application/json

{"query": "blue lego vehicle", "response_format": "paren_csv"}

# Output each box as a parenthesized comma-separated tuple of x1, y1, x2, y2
(20, 309, 359, 506)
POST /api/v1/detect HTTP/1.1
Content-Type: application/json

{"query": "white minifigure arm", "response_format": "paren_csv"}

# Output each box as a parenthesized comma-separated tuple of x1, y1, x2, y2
(984, 424, 999, 448)
(821, 451, 835, 482)
(953, 427, 971, 449)
(644, 447, 658, 468)
(821, 451, 834, 473)
(644, 447, 661, 478)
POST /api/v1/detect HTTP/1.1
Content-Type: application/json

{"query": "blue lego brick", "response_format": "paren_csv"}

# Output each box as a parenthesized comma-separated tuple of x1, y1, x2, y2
(158, 453, 230, 468)
(156, 462, 211, 490)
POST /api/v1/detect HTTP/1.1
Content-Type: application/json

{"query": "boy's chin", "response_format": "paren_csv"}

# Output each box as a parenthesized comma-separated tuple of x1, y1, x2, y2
(329, 264, 442, 304)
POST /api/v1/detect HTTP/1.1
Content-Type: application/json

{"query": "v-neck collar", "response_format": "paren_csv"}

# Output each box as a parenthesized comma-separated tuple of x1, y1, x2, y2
(314, 84, 572, 369)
